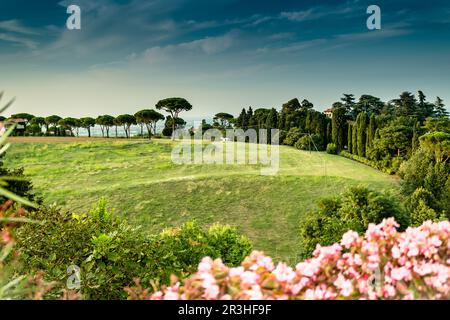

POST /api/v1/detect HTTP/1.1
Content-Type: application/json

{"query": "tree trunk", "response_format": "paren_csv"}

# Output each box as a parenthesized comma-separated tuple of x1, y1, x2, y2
(145, 124, 152, 140)
(88, 127, 91, 137)
(172, 115, 175, 141)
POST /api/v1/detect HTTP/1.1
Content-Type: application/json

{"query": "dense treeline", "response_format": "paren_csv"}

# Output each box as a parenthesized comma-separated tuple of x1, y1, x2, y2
(230, 91, 448, 154)
(229, 90, 449, 230)
(232, 98, 331, 149)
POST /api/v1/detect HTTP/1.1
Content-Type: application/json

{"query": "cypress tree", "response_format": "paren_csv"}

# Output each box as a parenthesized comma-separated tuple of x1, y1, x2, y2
(352, 123, 358, 154)
(357, 112, 367, 157)
(237, 108, 247, 129)
(348, 124, 352, 152)
(326, 122, 332, 145)
(246, 107, 254, 129)
(332, 107, 347, 151)
(366, 114, 376, 152)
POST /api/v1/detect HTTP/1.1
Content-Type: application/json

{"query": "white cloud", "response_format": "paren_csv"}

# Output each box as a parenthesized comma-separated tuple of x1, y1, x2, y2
(0, 20, 40, 35)
(280, 3, 359, 22)
(336, 27, 412, 42)
(0, 33, 38, 49)
(138, 31, 237, 64)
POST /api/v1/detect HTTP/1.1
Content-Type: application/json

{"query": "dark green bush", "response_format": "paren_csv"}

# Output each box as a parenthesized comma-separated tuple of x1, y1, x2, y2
(294, 134, 324, 151)
(399, 140, 449, 218)
(15, 199, 252, 300)
(326, 143, 338, 154)
(283, 127, 302, 146)
(0, 161, 38, 205)
(410, 200, 437, 227)
(298, 186, 408, 259)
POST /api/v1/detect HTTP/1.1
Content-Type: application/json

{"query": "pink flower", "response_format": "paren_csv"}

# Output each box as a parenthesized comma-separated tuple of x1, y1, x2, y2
(204, 284, 220, 299)
(383, 285, 396, 298)
(296, 259, 321, 278)
(240, 271, 259, 286)
(1, 229, 12, 243)
(254, 254, 275, 271)
(334, 274, 354, 297)
(229, 266, 244, 278)
(391, 245, 401, 259)
(390, 267, 411, 281)
(273, 263, 296, 283)
(163, 283, 181, 300)
(341, 230, 359, 248)
(146, 219, 449, 301)
(198, 257, 213, 273)
(245, 285, 263, 300)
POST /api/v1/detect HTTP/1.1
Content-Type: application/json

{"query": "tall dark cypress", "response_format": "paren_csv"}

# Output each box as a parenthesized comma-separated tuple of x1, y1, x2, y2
(357, 112, 367, 157)
(348, 124, 352, 152)
(332, 107, 347, 151)
(352, 123, 358, 154)
(366, 114, 376, 153)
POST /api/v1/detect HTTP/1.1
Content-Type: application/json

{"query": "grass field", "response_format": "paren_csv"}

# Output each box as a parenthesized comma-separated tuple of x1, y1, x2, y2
(4, 137, 400, 262)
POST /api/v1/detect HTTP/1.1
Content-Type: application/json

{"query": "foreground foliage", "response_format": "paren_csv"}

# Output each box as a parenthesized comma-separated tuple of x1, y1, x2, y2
(137, 219, 449, 300)
(15, 199, 252, 299)
(298, 186, 408, 259)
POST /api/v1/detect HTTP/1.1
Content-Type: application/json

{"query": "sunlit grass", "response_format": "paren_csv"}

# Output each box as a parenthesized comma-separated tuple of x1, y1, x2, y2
(5, 138, 399, 261)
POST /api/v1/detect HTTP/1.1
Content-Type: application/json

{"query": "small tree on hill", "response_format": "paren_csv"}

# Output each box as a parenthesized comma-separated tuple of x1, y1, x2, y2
(80, 117, 96, 137)
(45, 115, 62, 136)
(135, 109, 165, 140)
(156, 98, 193, 140)
(116, 114, 136, 138)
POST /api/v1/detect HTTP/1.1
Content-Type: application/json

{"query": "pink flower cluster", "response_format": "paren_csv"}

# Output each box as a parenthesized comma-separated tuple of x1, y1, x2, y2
(148, 219, 449, 300)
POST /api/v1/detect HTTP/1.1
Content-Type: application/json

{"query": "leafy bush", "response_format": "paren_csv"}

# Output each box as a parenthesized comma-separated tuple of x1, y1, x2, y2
(298, 186, 408, 258)
(15, 199, 252, 300)
(294, 134, 324, 151)
(205, 224, 252, 266)
(137, 219, 450, 300)
(411, 200, 437, 227)
(399, 138, 449, 218)
(283, 127, 302, 146)
(326, 143, 337, 154)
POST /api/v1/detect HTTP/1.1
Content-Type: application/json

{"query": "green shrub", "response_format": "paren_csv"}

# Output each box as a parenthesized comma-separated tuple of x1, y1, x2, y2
(298, 186, 408, 258)
(411, 200, 437, 227)
(294, 134, 324, 151)
(15, 199, 252, 300)
(399, 145, 449, 218)
(206, 224, 252, 266)
(283, 127, 302, 146)
(326, 143, 337, 154)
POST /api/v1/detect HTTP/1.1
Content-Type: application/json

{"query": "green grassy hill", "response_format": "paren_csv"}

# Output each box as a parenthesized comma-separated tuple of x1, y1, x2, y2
(5, 138, 399, 261)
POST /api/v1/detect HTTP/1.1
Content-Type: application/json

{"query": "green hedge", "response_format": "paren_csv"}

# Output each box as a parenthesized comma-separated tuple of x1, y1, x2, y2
(340, 151, 396, 175)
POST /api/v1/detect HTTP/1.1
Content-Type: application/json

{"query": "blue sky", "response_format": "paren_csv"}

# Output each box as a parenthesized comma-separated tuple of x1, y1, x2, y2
(0, 0, 449, 118)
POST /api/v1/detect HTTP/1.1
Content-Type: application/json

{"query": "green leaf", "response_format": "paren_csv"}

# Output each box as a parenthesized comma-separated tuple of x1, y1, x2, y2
(0, 124, 16, 147)
(0, 186, 37, 208)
